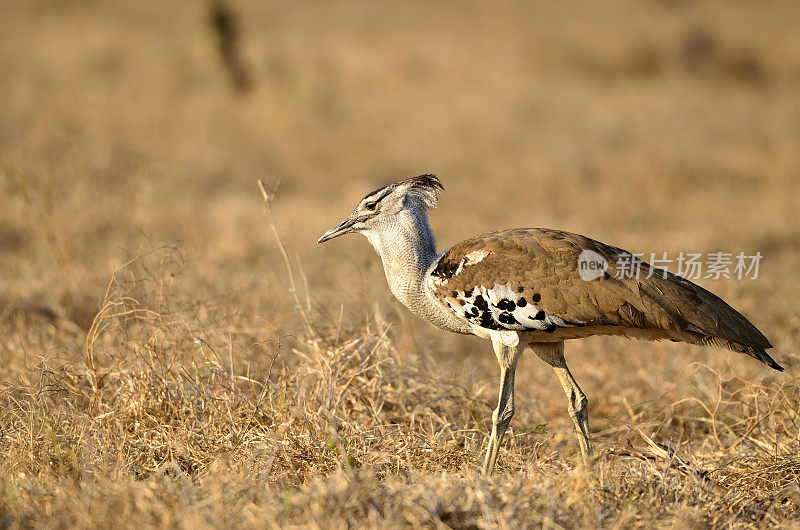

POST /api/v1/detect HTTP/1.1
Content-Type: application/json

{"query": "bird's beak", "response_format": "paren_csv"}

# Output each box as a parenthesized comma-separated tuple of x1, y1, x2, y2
(317, 217, 357, 243)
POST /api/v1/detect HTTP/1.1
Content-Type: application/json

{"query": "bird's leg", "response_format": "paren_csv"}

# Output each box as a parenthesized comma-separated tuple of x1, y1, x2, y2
(481, 364, 515, 475)
(530, 342, 594, 465)
(481, 339, 522, 475)
(552, 364, 593, 464)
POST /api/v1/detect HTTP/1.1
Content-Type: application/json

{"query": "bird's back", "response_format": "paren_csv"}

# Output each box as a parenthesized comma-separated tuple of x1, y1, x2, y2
(428, 228, 781, 371)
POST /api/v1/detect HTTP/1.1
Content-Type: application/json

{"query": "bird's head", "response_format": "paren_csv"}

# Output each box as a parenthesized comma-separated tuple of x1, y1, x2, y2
(317, 174, 443, 243)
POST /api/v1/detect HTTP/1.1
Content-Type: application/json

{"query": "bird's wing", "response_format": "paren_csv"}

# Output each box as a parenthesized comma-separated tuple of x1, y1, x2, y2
(427, 228, 778, 368)
(428, 228, 641, 333)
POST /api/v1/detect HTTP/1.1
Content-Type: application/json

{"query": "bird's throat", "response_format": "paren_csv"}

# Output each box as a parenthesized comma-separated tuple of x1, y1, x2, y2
(362, 208, 479, 335)
(366, 209, 438, 307)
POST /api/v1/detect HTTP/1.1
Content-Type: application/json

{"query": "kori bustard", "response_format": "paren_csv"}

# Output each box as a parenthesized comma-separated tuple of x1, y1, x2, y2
(318, 175, 782, 474)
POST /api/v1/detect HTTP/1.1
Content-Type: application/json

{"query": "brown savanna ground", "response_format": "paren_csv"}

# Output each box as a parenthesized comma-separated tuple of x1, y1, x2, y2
(2, 1, 800, 527)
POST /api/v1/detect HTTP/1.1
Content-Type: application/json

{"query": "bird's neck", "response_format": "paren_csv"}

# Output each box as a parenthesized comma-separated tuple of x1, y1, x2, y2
(366, 208, 438, 304)
(365, 208, 473, 334)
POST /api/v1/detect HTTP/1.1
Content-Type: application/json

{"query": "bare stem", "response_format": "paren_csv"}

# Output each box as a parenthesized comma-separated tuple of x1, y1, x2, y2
(258, 179, 315, 338)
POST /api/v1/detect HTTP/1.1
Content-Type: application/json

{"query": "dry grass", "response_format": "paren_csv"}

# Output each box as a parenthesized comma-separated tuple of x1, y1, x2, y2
(1, 247, 799, 527)
(2, 0, 800, 527)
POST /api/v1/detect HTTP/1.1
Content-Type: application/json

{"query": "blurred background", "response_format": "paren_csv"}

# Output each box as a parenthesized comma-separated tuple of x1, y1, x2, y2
(1, 0, 799, 446)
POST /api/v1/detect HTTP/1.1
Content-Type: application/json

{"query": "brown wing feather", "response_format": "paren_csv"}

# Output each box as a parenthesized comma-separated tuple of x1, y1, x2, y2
(429, 228, 781, 371)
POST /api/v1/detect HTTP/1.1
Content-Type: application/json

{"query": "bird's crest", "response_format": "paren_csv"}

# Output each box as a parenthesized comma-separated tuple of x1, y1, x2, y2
(399, 174, 443, 211)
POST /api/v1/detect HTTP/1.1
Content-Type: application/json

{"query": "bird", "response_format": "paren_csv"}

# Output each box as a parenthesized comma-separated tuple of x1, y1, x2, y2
(317, 174, 783, 475)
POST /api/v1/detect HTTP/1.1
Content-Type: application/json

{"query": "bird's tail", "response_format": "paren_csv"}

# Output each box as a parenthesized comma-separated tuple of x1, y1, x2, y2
(638, 273, 783, 372)
(695, 335, 783, 372)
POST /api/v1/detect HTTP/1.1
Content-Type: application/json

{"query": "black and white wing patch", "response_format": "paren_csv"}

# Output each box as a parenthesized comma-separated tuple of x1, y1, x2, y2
(440, 282, 584, 333)
(428, 235, 592, 334)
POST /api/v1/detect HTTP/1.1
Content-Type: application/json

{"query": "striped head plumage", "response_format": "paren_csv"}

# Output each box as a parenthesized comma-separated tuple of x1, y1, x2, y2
(317, 174, 443, 243)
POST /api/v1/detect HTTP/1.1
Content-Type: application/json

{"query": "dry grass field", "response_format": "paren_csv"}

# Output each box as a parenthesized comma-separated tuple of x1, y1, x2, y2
(2, 0, 800, 527)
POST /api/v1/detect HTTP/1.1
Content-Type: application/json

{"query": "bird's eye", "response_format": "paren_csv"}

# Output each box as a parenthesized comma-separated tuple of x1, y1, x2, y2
(364, 201, 378, 211)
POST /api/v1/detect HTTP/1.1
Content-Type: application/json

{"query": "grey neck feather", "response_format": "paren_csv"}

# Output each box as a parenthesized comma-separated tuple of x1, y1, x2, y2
(363, 203, 472, 334)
